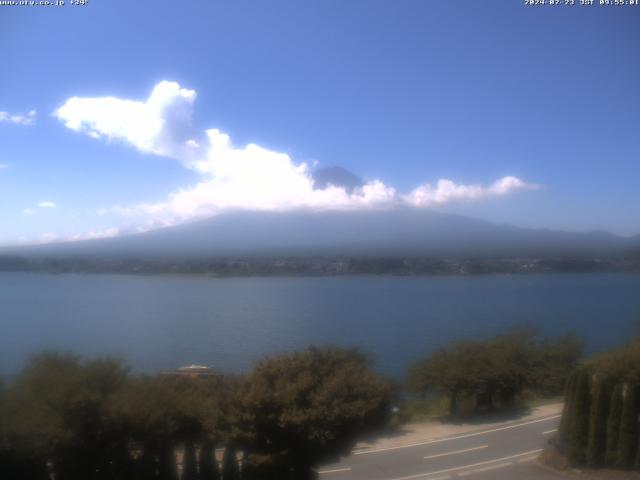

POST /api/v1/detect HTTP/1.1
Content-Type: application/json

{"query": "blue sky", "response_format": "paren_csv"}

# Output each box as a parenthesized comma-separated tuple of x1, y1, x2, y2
(1, 0, 639, 245)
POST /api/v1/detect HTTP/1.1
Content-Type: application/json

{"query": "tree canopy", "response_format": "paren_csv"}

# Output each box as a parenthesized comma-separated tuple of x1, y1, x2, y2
(558, 336, 640, 470)
(408, 329, 583, 415)
(0, 347, 391, 480)
(234, 346, 391, 479)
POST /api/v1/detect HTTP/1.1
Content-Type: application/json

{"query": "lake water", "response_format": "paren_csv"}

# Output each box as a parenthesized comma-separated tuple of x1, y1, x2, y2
(1, 272, 640, 378)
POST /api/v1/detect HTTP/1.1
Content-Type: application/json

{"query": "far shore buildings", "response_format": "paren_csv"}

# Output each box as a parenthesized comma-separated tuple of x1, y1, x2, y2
(161, 364, 224, 379)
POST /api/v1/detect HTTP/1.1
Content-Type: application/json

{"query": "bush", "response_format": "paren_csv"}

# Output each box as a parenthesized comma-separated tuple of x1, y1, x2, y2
(408, 329, 582, 415)
(234, 346, 391, 478)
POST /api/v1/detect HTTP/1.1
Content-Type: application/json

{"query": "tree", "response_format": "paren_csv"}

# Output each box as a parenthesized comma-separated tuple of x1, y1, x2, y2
(222, 445, 240, 480)
(558, 370, 577, 445)
(569, 368, 591, 465)
(198, 440, 220, 480)
(532, 334, 584, 397)
(182, 441, 198, 480)
(409, 329, 580, 415)
(605, 383, 624, 466)
(586, 375, 609, 467)
(408, 348, 465, 414)
(3, 353, 130, 480)
(0, 375, 47, 480)
(617, 382, 639, 468)
(235, 347, 391, 479)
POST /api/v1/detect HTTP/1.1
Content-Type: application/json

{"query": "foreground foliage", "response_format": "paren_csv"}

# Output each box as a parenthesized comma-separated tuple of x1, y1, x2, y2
(234, 348, 390, 479)
(408, 329, 582, 415)
(558, 337, 640, 470)
(0, 348, 391, 480)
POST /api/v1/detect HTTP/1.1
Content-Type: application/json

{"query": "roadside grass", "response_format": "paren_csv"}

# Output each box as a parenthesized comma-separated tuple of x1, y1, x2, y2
(396, 396, 450, 423)
(397, 392, 563, 425)
(522, 394, 563, 408)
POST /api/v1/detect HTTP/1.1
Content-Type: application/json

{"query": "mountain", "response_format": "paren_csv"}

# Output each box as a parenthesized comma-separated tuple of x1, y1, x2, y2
(311, 167, 364, 193)
(3, 209, 639, 261)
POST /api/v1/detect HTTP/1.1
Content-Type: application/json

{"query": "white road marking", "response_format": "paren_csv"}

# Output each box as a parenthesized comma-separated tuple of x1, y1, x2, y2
(423, 445, 488, 460)
(457, 462, 512, 476)
(355, 415, 560, 455)
(542, 429, 557, 435)
(516, 455, 539, 463)
(317, 467, 352, 475)
(385, 449, 543, 480)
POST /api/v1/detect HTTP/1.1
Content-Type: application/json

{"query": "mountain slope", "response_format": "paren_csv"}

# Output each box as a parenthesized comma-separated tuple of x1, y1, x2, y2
(4, 209, 639, 260)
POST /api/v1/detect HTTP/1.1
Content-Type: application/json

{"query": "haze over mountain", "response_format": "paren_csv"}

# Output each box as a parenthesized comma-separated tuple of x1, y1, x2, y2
(3, 209, 639, 261)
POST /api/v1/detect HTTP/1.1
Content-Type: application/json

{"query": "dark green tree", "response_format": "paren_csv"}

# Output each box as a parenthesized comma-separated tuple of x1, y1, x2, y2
(569, 368, 591, 465)
(605, 383, 624, 466)
(559, 370, 577, 445)
(198, 440, 220, 480)
(409, 329, 581, 415)
(617, 382, 639, 468)
(586, 375, 610, 467)
(182, 441, 198, 480)
(118, 376, 182, 480)
(222, 445, 240, 480)
(533, 334, 584, 397)
(235, 347, 391, 479)
(3, 352, 130, 480)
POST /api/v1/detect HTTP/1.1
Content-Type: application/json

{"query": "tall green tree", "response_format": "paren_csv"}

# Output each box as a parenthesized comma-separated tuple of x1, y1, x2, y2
(569, 368, 591, 465)
(198, 440, 220, 480)
(617, 382, 639, 468)
(586, 375, 610, 467)
(182, 441, 198, 480)
(605, 383, 624, 466)
(222, 445, 240, 480)
(3, 353, 130, 480)
(235, 347, 391, 479)
(559, 371, 577, 445)
(409, 330, 582, 415)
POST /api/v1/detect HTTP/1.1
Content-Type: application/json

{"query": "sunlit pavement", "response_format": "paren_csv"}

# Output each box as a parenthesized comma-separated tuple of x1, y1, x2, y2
(317, 413, 564, 480)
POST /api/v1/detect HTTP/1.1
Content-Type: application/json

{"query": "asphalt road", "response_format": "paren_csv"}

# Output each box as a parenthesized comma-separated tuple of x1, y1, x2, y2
(317, 414, 564, 480)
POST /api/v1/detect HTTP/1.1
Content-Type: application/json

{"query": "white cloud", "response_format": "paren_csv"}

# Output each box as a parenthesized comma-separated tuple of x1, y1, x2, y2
(55, 81, 538, 232)
(403, 176, 539, 207)
(55, 82, 200, 163)
(12, 227, 123, 246)
(0, 164, 11, 170)
(38, 201, 56, 209)
(38, 233, 58, 244)
(22, 201, 57, 216)
(0, 110, 36, 126)
(65, 227, 121, 242)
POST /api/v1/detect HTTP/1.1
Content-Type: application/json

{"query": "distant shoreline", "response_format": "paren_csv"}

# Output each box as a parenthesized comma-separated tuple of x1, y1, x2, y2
(2, 255, 640, 277)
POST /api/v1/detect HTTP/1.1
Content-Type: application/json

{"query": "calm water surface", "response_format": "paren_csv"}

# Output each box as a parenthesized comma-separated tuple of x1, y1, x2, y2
(1, 273, 639, 377)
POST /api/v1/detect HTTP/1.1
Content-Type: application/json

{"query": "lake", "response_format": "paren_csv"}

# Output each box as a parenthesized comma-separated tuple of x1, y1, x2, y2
(1, 272, 639, 378)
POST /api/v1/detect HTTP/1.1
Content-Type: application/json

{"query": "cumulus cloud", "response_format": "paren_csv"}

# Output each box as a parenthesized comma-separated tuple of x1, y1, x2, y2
(0, 164, 11, 170)
(403, 176, 539, 207)
(0, 110, 36, 126)
(55, 82, 201, 163)
(55, 81, 538, 230)
(38, 201, 56, 209)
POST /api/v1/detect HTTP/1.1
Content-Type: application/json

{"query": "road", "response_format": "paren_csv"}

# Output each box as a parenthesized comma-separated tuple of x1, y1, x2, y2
(317, 413, 564, 480)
